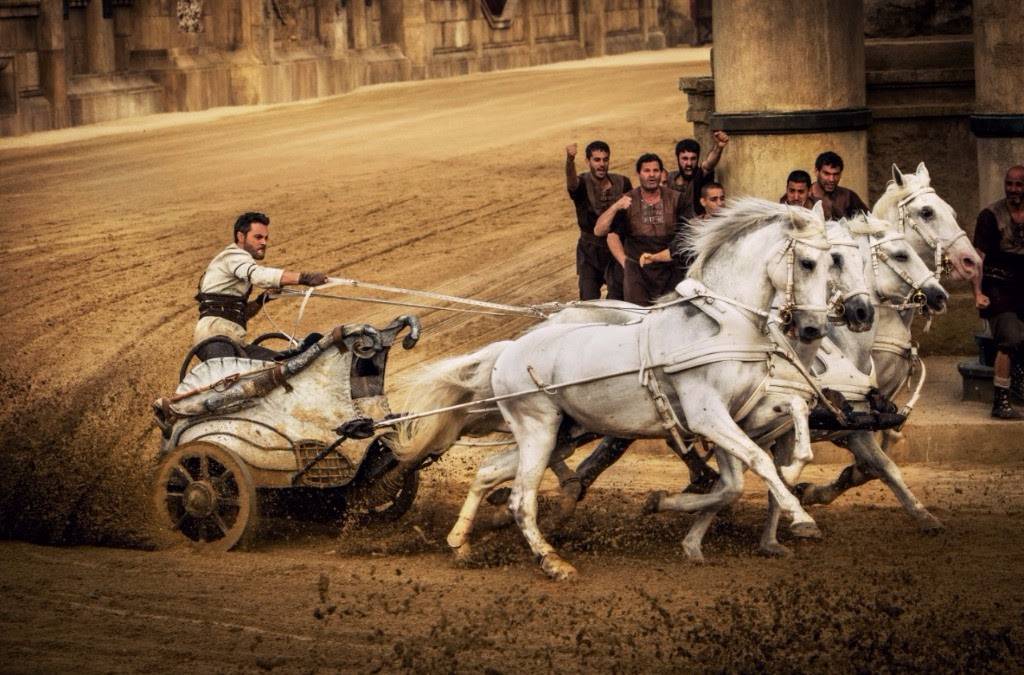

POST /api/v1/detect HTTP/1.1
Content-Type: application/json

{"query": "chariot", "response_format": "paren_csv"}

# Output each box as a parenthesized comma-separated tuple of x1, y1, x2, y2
(151, 316, 421, 550)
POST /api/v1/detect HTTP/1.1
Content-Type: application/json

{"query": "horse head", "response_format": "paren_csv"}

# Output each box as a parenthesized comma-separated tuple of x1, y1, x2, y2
(825, 219, 873, 332)
(877, 163, 981, 282)
(769, 201, 834, 343)
(848, 213, 949, 314)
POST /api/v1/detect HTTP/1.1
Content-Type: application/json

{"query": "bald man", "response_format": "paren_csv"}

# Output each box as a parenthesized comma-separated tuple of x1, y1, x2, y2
(974, 165, 1024, 419)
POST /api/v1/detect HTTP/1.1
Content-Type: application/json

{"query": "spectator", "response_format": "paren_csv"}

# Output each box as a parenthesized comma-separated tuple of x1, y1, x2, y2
(973, 165, 1024, 419)
(781, 169, 814, 208)
(810, 151, 868, 219)
(667, 132, 729, 219)
(565, 140, 632, 300)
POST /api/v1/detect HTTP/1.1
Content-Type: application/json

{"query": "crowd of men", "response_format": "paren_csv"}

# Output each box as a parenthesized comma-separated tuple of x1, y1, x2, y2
(565, 136, 865, 306)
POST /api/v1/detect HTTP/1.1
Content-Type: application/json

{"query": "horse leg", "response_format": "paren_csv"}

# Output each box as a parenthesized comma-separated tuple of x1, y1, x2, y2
(673, 438, 721, 494)
(573, 436, 634, 501)
(844, 431, 943, 532)
(505, 415, 577, 580)
(777, 397, 813, 486)
(550, 459, 583, 526)
(760, 431, 797, 558)
(680, 391, 821, 540)
(796, 461, 873, 506)
(679, 451, 745, 562)
(447, 448, 519, 560)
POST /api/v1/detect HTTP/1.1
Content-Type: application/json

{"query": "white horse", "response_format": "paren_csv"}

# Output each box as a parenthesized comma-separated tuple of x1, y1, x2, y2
(794, 163, 981, 519)
(443, 216, 877, 561)
(396, 198, 836, 578)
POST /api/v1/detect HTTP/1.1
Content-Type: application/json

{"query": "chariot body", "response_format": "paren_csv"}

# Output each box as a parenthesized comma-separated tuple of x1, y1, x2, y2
(151, 316, 421, 550)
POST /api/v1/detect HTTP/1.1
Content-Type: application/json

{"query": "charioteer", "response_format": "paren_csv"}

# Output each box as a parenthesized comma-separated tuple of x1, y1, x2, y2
(193, 211, 329, 361)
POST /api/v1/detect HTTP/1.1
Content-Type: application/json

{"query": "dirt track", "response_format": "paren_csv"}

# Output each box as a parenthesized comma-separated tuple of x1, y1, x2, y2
(1, 49, 1023, 671)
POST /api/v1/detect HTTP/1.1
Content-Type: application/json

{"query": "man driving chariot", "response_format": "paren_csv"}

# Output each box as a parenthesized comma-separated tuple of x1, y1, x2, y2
(194, 211, 328, 361)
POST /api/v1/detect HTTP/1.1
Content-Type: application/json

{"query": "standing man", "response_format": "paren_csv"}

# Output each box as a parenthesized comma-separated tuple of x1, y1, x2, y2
(810, 151, 868, 220)
(973, 165, 1024, 419)
(566, 141, 633, 300)
(667, 131, 730, 219)
(637, 181, 726, 269)
(781, 169, 814, 208)
(194, 211, 329, 360)
(596, 153, 689, 306)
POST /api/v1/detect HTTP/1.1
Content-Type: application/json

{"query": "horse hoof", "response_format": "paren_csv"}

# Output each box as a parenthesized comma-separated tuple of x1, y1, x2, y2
(452, 543, 472, 564)
(790, 520, 822, 540)
(541, 554, 577, 581)
(758, 542, 792, 558)
(642, 490, 666, 515)
(917, 513, 945, 534)
(682, 543, 706, 564)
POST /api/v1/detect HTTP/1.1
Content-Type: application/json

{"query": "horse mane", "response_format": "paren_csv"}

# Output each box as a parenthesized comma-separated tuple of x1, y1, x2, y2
(872, 170, 932, 218)
(844, 212, 891, 236)
(678, 197, 826, 280)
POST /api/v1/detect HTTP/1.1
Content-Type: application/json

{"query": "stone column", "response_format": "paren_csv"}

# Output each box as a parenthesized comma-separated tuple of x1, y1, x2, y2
(709, 0, 869, 201)
(85, 0, 116, 74)
(972, 0, 1024, 209)
(349, 0, 369, 50)
(37, 0, 68, 128)
(393, 0, 429, 74)
(578, 0, 606, 57)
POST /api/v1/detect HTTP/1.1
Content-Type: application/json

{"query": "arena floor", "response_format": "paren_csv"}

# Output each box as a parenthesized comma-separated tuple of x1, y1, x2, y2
(1, 48, 1022, 672)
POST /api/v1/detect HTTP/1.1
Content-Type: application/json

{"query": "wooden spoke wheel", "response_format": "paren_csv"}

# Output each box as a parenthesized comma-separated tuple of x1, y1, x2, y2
(153, 441, 259, 551)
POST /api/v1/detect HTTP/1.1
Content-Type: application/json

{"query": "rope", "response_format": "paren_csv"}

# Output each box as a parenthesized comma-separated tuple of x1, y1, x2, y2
(320, 276, 552, 318)
(277, 288, 526, 317)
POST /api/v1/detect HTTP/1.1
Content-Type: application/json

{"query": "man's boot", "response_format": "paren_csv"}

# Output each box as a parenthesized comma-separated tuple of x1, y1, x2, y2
(1011, 358, 1024, 403)
(992, 385, 1024, 420)
(574, 437, 634, 501)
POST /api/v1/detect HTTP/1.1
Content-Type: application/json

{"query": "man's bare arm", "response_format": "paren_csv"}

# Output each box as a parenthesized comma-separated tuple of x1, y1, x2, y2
(607, 233, 627, 267)
(701, 131, 730, 172)
(595, 193, 632, 236)
(972, 253, 989, 309)
(565, 143, 579, 191)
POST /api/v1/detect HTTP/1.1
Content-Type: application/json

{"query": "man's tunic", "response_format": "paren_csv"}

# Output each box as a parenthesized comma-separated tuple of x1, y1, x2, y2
(668, 167, 713, 219)
(974, 199, 1024, 350)
(810, 183, 868, 220)
(610, 186, 688, 306)
(193, 244, 284, 345)
(569, 172, 632, 300)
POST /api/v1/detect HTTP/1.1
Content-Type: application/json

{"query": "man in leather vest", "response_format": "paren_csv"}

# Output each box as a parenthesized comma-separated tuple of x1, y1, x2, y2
(810, 151, 868, 220)
(596, 153, 689, 306)
(973, 166, 1024, 419)
(667, 132, 728, 219)
(566, 140, 632, 300)
(194, 212, 329, 361)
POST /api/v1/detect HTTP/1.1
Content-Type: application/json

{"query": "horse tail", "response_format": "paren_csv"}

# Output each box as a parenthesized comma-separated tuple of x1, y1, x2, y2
(391, 341, 510, 463)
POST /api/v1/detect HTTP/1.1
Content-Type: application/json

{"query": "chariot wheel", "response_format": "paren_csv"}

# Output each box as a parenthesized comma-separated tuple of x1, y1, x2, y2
(153, 441, 259, 551)
(363, 468, 419, 522)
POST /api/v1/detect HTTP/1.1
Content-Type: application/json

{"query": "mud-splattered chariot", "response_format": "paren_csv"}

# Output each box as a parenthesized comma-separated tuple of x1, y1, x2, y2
(151, 316, 421, 550)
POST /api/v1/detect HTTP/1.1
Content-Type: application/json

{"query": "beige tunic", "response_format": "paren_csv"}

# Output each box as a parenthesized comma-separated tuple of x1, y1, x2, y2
(193, 244, 285, 345)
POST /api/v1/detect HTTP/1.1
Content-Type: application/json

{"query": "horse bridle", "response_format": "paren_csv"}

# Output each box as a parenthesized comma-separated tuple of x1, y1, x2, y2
(823, 234, 870, 326)
(864, 231, 937, 312)
(774, 235, 835, 327)
(895, 186, 968, 278)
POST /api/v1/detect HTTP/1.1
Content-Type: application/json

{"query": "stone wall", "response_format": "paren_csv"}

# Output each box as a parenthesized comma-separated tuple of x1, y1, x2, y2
(0, 0, 666, 137)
